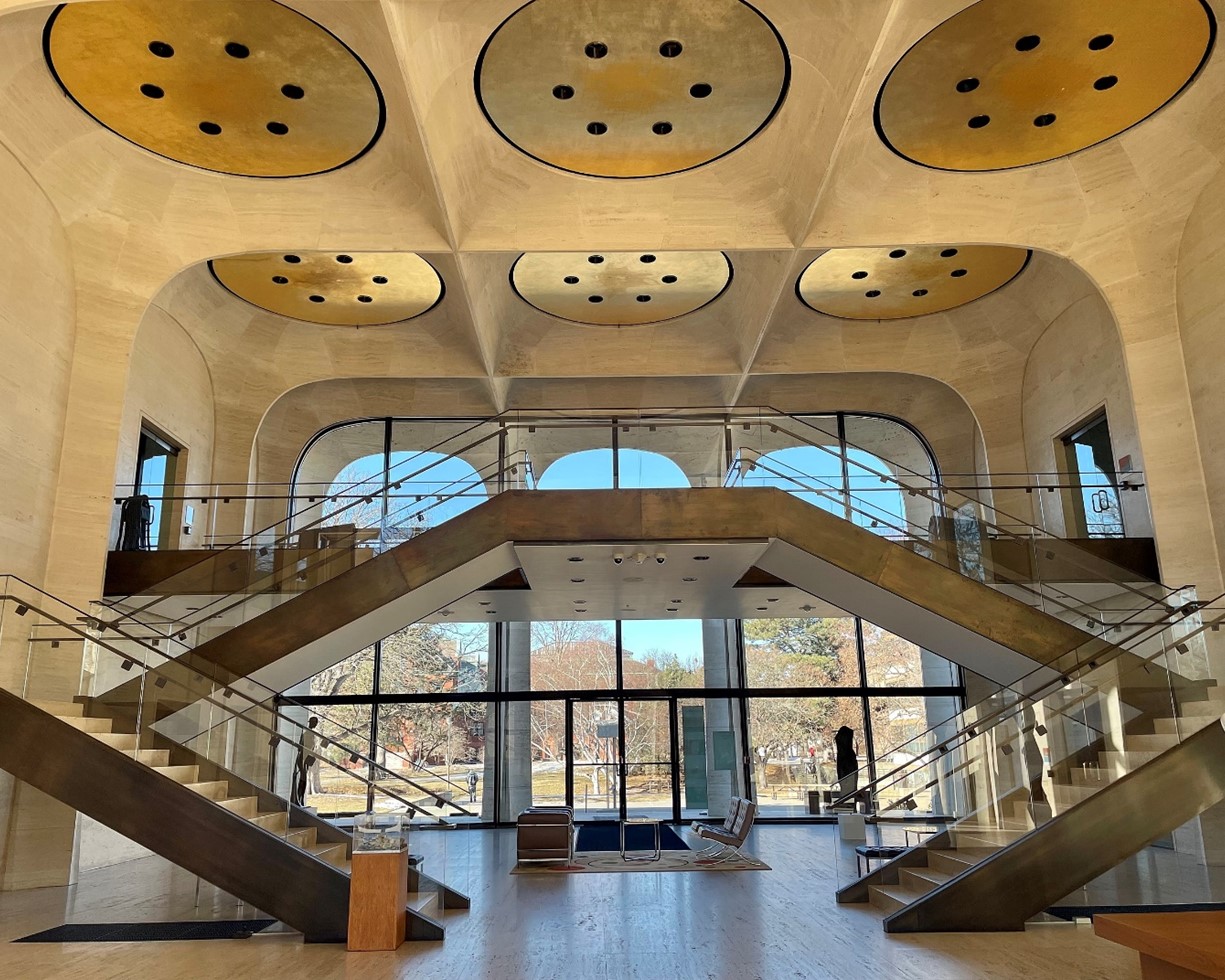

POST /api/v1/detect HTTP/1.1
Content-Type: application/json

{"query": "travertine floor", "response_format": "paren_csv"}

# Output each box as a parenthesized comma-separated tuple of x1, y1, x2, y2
(0, 825, 1141, 980)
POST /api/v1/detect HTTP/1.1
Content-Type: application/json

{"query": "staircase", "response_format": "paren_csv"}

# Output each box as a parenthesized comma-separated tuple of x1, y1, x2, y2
(0, 690, 464, 942)
(838, 633, 1225, 931)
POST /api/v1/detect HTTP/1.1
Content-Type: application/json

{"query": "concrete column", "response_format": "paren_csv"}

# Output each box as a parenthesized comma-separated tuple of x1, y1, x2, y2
(488, 621, 533, 820)
(700, 619, 741, 820)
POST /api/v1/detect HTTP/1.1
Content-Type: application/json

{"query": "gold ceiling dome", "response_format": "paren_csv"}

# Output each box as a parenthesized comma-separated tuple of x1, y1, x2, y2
(44, 0, 385, 178)
(210, 252, 443, 326)
(797, 245, 1030, 320)
(476, 0, 789, 178)
(876, 0, 1214, 171)
(511, 251, 732, 325)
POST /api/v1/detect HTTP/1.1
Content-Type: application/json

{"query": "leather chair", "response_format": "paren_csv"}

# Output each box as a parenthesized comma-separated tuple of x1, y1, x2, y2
(691, 796, 757, 861)
(516, 806, 574, 864)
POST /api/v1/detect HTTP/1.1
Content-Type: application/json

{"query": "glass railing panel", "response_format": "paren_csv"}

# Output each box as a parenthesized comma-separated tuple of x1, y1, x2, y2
(832, 598, 1225, 889)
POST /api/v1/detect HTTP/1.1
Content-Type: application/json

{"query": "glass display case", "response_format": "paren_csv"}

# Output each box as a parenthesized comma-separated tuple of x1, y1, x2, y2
(353, 812, 408, 852)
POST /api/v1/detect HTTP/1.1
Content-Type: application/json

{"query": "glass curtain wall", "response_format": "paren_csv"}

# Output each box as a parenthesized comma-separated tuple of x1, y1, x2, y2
(285, 412, 961, 823)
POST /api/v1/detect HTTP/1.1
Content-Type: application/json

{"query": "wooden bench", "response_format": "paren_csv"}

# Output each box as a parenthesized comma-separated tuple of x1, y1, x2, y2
(1094, 911, 1225, 979)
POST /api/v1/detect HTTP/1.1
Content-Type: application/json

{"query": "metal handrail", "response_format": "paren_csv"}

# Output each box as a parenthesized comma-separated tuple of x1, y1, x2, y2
(0, 577, 475, 821)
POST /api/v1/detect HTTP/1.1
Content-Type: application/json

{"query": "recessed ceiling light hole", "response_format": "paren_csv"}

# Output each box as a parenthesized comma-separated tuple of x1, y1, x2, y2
(281, 83, 304, 100)
(588, 255, 604, 264)
(1033, 113, 1056, 127)
(940, 248, 959, 258)
(266, 121, 289, 136)
(553, 84, 575, 100)
(913, 288, 929, 297)
(1095, 75, 1119, 91)
(271, 275, 288, 284)
(955, 77, 979, 93)
(640, 254, 656, 263)
(198, 121, 222, 135)
(308, 294, 325, 303)
(636, 295, 651, 303)
(357, 295, 372, 303)
(584, 42, 608, 59)
(851, 270, 868, 279)
(662, 275, 678, 284)
(336, 254, 353, 264)
(951, 268, 968, 278)
(1089, 33, 1115, 50)
(148, 41, 174, 58)
(652, 121, 673, 135)
(372, 275, 388, 284)
(284, 254, 302, 264)
(690, 83, 712, 98)
(224, 42, 250, 59)
(1015, 34, 1041, 52)
(968, 115, 991, 129)
(866, 289, 881, 298)
(588, 295, 603, 303)
(140, 83, 164, 99)
(889, 249, 907, 258)
(659, 40, 683, 58)
(564, 275, 579, 284)
(587, 121, 608, 135)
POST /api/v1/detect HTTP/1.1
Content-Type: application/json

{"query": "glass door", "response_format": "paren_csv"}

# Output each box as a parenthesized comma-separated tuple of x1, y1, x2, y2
(1060, 413, 1124, 538)
(567, 697, 679, 821)
(568, 698, 621, 821)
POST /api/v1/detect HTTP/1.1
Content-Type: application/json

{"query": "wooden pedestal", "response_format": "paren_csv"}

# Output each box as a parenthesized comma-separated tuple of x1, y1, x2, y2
(347, 847, 408, 952)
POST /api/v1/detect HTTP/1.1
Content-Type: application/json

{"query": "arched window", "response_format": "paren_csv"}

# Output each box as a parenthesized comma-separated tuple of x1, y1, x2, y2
(537, 448, 690, 490)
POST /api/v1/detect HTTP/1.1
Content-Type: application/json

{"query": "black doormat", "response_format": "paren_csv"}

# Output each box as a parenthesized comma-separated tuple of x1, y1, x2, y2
(1046, 902, 1225, 921)
(15, 919, 277, 943)
(575, 822, 690, 852)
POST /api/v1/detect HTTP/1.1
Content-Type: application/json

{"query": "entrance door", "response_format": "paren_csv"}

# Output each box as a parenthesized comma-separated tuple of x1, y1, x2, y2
(566, 698, 678, 821)
(1060, 413, 1124, 538)
(568, 699, 621, 821)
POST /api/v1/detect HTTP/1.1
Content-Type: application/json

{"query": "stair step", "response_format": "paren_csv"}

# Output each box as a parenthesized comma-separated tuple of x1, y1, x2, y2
(1100, 749, 1158, 769)
(30, 698, 83, 716)
(309, 843, 349, 868)
(217, 796, 259, 818)
(950, 827, 1028, 848)
(1180, 699, 1225, 719)
(1125, 733, 1181, 752)
(152, 765, 201, 784)
(927, 849, 995, 876)
(90, 732, 138, 751)
(869, 883, 925, 913)
(136, 749, 171, 766)
(60, 716, 113, 733)
(899, 866, 952, 892)
(249, 811, 289, 832)
(284, 827, 318, 849)
(185, 781, 230, 801)
(1069, 767, 1112, 786)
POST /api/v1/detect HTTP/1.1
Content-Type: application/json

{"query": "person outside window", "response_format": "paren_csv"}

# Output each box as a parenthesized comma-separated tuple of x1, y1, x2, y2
(466, 770, 479, 803)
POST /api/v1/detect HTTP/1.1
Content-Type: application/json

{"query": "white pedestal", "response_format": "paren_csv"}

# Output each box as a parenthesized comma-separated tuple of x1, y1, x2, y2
(837, 813, 866, 841)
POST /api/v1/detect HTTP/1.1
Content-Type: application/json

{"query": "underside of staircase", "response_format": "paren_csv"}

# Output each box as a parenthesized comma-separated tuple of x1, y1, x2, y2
(0, 690, 464, 942)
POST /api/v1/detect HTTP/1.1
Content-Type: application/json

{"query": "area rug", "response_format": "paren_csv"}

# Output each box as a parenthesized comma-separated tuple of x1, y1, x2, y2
(512, 823, 769, 874)
(14, 919, 276, 942)
(512, 849, 770, 874)
(575, 821, 690, 853)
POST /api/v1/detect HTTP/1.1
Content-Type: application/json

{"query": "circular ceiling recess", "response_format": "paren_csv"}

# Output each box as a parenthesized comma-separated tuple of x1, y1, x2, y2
(43, 0, 385, 177)
(209, 252, 443, 326)
(511, 251, 732, 325)
(876, 0, 1214, 171)
(475, 0, 789, 178)
(797, 245, 1031, 320)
